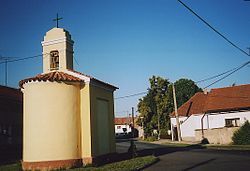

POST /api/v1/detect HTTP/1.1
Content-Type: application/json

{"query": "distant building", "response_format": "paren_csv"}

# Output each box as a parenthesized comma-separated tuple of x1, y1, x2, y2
(0, 85, 22, 146)
(114, 117, 132, 137)
(170, 84, 250, 144)
(114, 116, 141, 138)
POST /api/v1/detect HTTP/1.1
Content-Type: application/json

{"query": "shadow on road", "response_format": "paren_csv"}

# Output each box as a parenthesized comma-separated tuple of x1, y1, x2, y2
(109, 139, 207, 167)
(182, 158, 216, 171)
(132, 142, 206, 157)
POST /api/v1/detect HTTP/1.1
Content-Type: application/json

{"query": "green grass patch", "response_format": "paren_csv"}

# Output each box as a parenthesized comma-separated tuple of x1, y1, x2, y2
(70, 156, 158, 171)
(0, 163, 21, 171)
(161, 142, 192, 147)
(205, 144, 250, 151)
(144, 136, 158, 142)
(0, 156, 158, 171)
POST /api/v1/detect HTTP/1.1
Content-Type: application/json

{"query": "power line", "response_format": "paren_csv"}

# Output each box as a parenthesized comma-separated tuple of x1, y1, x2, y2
(0, 50, 78, 66)
(177, 0, 250, 57)
(115, 91, 147, 100)
(0, 54, 44, 65)
(195, 63, 244, 84)
(73, 56, 80, 66)
(115, 61, 250, 100)
(203, 60, 250, 89)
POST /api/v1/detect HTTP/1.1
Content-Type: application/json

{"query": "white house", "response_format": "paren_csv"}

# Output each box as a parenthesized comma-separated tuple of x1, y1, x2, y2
(171, 84, 250, 144)
(114, 117, 132, 137)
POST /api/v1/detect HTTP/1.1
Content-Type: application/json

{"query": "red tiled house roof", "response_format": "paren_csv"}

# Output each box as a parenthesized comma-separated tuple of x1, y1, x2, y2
(114, 117, 132, 125)
(205, 84, 250, 112)
(172, 84, 250, 117)
(174, 92, 207, 117)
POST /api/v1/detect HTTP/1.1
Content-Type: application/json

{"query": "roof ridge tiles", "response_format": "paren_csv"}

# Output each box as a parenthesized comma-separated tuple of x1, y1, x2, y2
(19, 71, 84, 88)
(19, 70, 118, 90)
(173, 84, 250, 117)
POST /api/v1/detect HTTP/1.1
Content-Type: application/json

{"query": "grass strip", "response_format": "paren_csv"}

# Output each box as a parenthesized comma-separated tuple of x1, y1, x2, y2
(0, 163, 22, 171)
(205, 144, 250, 151)
(70, 155, 158, 171)
(0, 156, 158, 171)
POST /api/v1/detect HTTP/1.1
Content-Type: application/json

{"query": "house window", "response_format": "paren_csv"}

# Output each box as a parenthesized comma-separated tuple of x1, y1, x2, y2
(225, 118, 240, 127)
(117, 126, 121, 129)
(50, 50, 59, 70)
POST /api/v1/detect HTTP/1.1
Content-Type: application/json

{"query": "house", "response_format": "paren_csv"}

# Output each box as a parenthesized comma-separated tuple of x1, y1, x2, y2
(0, 85, 22, 162)
(114, 116, 141, 138)
(170, 84, 250, 144)
(0, 85, 22, 145)
(114, 117, 132, 137)
(19, 27, 118, 170)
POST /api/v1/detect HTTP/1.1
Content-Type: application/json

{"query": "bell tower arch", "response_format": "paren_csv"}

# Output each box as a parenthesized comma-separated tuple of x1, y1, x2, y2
(41, 28, 74, 73)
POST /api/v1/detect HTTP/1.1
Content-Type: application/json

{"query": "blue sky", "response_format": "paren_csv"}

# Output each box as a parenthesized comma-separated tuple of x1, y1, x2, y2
(0, 0, 250, 117)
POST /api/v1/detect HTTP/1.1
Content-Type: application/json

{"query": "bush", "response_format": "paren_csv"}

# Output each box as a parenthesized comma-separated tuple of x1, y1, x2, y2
(160, 129, 171, 139)
(232, 121, 250, 145)
(145, 136, 158, 142)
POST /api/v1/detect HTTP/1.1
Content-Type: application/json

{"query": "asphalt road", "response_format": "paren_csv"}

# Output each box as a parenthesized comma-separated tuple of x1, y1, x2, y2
(116, 139, 250, 171)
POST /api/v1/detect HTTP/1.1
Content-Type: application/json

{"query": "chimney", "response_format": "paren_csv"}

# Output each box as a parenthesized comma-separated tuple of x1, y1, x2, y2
(203, 89, 209, 95)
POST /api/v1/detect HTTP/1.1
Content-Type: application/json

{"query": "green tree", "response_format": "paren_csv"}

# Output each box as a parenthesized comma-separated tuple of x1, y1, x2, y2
(137, 76, 170, 137)
(137, 77, 202, 137)
(167, 79, 202, 114)
(232, 121, 250, 145)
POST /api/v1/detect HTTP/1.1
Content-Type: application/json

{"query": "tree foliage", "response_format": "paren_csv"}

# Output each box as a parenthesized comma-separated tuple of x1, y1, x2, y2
(232, 121, 250, 145)
(137, 76, 202, 137)
(167, 79, 202, 114)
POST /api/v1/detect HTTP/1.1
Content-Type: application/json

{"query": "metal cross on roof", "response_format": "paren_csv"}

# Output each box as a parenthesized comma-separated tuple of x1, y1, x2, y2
(53, 13, 63, 28)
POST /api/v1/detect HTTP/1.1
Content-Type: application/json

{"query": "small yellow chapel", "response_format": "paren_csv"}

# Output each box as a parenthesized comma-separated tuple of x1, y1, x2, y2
(19, 27, 118, 170)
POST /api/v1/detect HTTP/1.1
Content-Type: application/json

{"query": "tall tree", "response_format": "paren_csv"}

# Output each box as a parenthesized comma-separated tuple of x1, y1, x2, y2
(137, 76, 170, 136)
(137, 77, 202, 137)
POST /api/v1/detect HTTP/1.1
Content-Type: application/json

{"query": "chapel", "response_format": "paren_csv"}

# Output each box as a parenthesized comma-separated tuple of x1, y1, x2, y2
(19, 27, 118, 170)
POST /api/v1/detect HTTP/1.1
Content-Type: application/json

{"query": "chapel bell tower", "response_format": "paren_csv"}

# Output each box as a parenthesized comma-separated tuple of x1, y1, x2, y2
(41, 28, 74, 73)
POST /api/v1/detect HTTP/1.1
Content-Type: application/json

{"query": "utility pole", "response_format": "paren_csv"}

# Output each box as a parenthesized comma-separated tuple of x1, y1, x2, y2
(5, 59, 7, 86)
(157, 107, 160, 140)
(132, 107, 135, 138)
(128, 107, 137, 158)
(140, 116, 145, 140)
(0, 56, 11, 86)
(172, 83, 182, 141)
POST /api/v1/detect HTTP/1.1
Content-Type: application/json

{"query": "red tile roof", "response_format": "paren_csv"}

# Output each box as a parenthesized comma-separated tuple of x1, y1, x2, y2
(19, 70, 118, 90)
(205, 84, 250, 112)
(172, 84, 250, 117)
(174, 92, 207, 117)
(114, 117, 132, 125)
(19, 71, 83, 88)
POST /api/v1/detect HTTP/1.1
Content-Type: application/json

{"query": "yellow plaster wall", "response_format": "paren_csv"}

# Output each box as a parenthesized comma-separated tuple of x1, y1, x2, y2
(22, 82, 81, 162)
(89, 84, 116, 157)
(80, 84, 92, 158)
